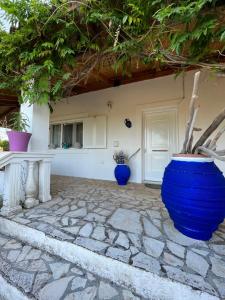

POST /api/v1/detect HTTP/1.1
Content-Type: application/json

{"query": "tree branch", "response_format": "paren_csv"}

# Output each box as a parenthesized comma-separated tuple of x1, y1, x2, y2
(192, 108, 225, 153)
(197, 146, 225, 161)
(181, 71, 200, 153)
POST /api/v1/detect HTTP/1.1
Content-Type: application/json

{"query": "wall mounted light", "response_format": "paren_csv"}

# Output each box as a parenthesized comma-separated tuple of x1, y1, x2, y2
(125, 118, 132, 128)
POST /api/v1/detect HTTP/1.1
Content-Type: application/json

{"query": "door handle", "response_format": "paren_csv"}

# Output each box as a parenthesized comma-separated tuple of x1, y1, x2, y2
(152, 150, 168, 152)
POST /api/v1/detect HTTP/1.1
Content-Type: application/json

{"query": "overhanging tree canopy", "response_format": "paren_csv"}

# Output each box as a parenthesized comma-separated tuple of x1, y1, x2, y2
(0, 0, 225, 105)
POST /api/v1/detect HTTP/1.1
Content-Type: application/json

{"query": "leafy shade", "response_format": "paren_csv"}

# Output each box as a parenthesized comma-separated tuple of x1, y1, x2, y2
(0, 0, 225, 106)
(9, 112, 29, 132)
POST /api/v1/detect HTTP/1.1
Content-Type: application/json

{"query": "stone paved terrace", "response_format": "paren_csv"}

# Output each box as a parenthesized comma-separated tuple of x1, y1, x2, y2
(0, 232, 142, 299)
(2, 176, 225, 299)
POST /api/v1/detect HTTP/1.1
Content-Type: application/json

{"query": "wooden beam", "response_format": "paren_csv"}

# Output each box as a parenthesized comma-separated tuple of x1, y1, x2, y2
(0, 107, 18, 119)
(67, 67, 185, 97)
(92, 72, 111, 84)
(0, 100, 19, 107)
(0, 94, 18, 101)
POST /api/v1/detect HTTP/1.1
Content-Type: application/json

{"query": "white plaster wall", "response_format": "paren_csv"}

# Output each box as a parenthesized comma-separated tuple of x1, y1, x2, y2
(21, 103, 50, 151)
(50, 70, 225, 182)
(0, 127, 8, 141)
(0, 128, 6, 196)
(0, 171, 4, 198)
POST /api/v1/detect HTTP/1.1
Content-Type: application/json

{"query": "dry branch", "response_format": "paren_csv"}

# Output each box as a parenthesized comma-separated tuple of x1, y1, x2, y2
(197, 146, 225, 161)
(209, 126, 225, 149)
(216, 150, 225, 156)
(194, 127, 202, 132)
(181, 71, 201, 153)
(192, 108, 225, 153)
(186, 127, 202, 153)
(204, 139, 211, 148)
(186, 134, 193, 154)
(185, 106, 200, 153)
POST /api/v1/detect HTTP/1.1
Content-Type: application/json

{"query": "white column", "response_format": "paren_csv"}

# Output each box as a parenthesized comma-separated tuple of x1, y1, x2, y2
(20, 103, 53, 204)
(20, 103, 50, 151)
(24, 161, 39, 208)
(39, 160, 51, 202)
(1, 163, 23, 216)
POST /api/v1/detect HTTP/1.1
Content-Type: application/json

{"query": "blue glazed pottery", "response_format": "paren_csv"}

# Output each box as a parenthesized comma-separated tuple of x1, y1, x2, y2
(114, 164, 131, 186)
(161, 156, 225, 241)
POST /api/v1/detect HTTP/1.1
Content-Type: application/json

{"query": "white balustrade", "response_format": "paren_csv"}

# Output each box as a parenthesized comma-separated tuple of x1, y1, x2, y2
(0, 152, 54, 216)
(24, 161, 39, 209)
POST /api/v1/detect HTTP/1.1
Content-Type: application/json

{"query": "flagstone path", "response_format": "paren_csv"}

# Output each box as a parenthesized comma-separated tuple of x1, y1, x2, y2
(5, 176, 225, 299)
(0, 232, 142, 299)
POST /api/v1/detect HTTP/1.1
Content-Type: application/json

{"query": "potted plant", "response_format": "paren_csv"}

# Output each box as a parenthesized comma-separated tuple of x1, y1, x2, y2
(161, 71, 225, 241)
(7, 112, 31, 152)
(0, 140, 9, 151)
(113, 151, 131, 186)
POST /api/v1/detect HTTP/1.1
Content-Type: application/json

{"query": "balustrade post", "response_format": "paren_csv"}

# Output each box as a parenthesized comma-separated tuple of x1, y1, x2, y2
(1, 162, 23, 216)
(24, 161, 39, 208)
(39, 159, 51, 203)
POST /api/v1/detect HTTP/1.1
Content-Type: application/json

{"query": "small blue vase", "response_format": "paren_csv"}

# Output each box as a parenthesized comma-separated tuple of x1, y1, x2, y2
(114, 164, 131, 186)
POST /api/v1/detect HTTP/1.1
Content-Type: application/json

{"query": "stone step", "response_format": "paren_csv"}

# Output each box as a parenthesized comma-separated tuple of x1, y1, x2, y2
(0, 216, 218, 300)
(0, 232, 143, 300)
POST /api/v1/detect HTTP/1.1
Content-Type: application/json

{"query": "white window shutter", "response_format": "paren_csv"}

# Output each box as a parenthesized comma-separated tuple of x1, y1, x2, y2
(83, 116, 107, 149)
(95, 116, 107, 148)
(83, 117, 95, 148)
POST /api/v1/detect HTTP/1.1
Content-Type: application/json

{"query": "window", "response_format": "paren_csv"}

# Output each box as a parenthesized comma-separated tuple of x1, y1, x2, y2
(50, 124, 61, 148)
(50, 122, 83, 149)
(76, 123, 83, 147)
(62, 124, 73, 148)
(49, 116, 106, 149)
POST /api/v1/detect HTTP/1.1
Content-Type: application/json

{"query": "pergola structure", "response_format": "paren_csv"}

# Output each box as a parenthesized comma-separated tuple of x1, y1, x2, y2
(0, 58, 189, 121)
(0, 90, 19, 121)
(62, 57, 185, 97)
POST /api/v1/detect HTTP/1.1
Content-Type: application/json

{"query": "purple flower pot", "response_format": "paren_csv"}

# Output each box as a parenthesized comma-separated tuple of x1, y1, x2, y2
(7, 131, 32, 152)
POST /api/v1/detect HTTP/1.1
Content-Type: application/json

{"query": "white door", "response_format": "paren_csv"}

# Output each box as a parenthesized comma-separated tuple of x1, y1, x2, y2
(144, 110, 177, 182)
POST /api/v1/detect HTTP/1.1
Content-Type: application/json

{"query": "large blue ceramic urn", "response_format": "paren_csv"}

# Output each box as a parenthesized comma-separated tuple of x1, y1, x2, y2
(161, 155, 225, 241)
(114, 164, 131, 186)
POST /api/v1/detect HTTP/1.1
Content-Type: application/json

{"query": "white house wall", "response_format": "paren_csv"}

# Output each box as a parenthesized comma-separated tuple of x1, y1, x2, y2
(0, 128, 8, 141)
(0, 171, 4, 196)
(50, 70, 225, 183)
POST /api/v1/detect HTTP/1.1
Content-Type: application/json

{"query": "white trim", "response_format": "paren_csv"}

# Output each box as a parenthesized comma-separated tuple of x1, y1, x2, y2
(48, 148, 88, 154)
(50, 113, 107, 125)
(50, 112, 88, 124)
(0, 274, 29, 300)
(172, 156, 213, 163)
(50, 118, 85, 126)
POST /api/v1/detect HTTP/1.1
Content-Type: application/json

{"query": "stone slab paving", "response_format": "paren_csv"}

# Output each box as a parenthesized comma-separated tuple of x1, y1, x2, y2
(5, 176, 225, 299)
(0, 232, 142, 299)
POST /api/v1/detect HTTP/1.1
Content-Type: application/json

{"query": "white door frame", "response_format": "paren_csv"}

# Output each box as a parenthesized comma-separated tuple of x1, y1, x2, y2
(143, 108, 178, 183)
(135, 99, 181, 183)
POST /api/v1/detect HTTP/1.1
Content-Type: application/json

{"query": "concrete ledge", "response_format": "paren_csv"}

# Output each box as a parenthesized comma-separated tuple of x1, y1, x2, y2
(0, 216, 218, 300)
(0, 274, 30, 300)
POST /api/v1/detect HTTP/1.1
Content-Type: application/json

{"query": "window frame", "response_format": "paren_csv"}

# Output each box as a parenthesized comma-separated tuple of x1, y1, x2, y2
(49, 115, 107, 150)
(49, 119, 84, 150)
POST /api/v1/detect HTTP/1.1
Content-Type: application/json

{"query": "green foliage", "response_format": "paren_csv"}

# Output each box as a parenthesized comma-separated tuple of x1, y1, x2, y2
(8, 112, 29, 132)
(0, 0, 224, 106)
(0, 140, 9, 151)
